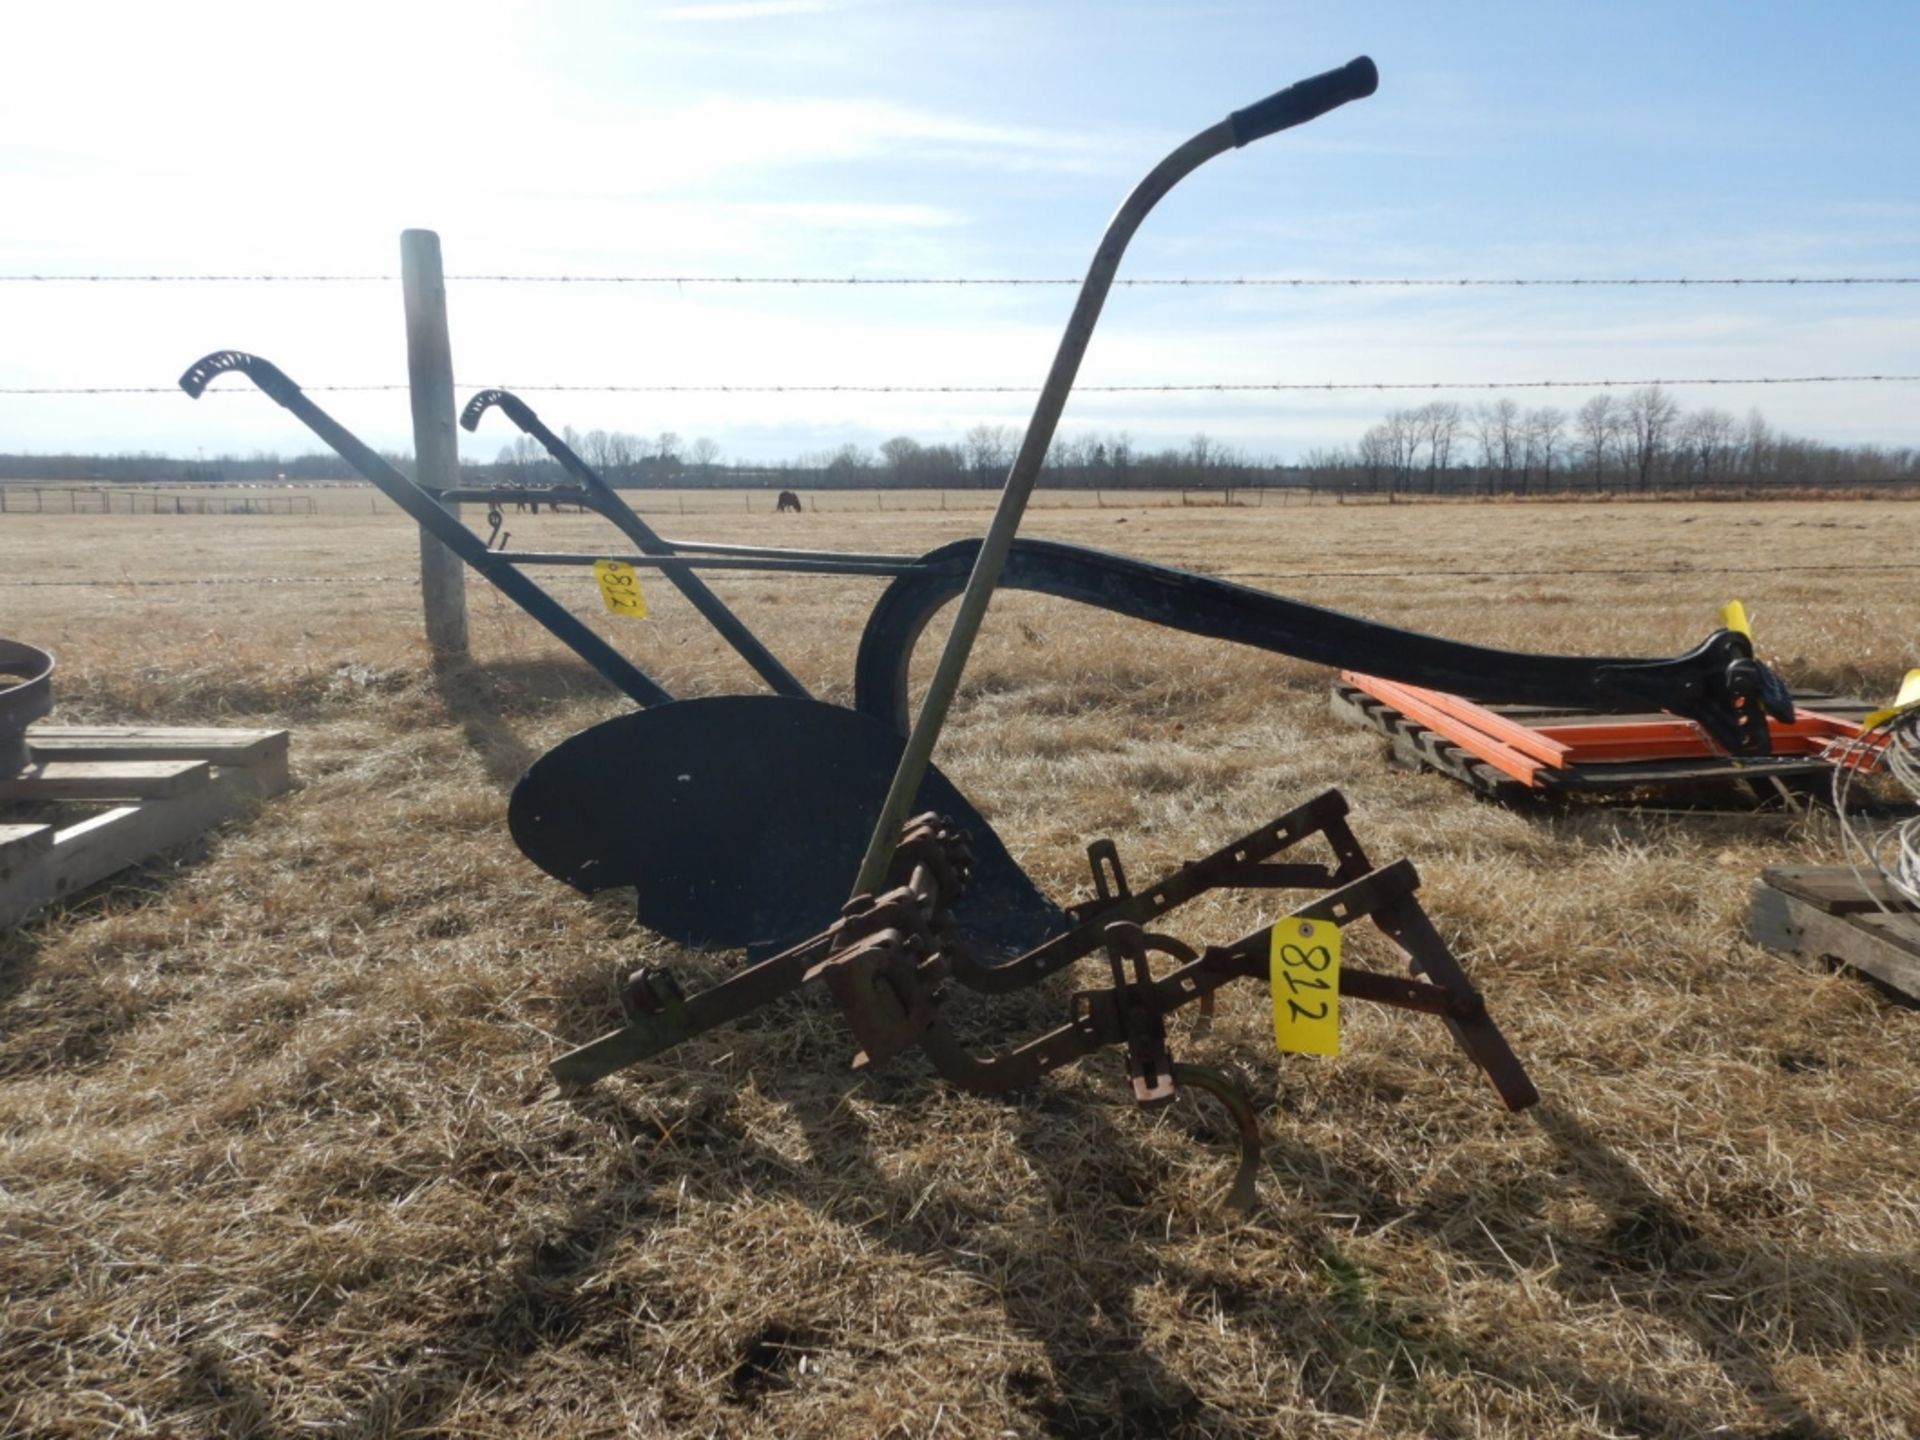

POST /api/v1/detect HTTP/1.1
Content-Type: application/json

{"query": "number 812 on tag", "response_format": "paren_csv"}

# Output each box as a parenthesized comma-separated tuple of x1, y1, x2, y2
(593, 558, 648, 617)
(1270, 916, 1340, 1056)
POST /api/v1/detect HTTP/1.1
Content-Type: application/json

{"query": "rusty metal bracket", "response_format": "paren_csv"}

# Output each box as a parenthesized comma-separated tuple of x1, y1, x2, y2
(803, 925, 938, 1071)
(953, 787, 1363, 994)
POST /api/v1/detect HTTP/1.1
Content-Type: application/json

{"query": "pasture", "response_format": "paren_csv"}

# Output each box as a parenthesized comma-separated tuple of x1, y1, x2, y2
(3, 491, 1918, 1438)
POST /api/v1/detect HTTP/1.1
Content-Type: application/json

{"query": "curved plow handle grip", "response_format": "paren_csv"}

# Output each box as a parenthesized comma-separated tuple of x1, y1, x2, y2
(458, 384, 811, 699)
(1229, 55, 1378, 147)
(459, 387, 542, 434)
(177, 350, 302, 407)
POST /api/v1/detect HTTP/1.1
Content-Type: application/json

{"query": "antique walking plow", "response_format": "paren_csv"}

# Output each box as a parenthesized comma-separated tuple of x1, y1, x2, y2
(178, 57, 1798, 1195)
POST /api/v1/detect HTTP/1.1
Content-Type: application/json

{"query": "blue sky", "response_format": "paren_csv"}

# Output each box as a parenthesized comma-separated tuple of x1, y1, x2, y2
(1, 0, 1915, 462)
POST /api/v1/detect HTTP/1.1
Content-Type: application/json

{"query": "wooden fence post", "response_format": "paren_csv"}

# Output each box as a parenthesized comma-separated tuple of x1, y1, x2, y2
(400, 229, 470, 659)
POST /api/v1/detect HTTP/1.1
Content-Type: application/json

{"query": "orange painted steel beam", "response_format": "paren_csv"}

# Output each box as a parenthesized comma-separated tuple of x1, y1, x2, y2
(1536, 712, 1865, 764)
(1342, 673, 1548, 786)
(1343, 672, 1877, 789)
(1348, 675, 1572, 766)
(1344, 683, 1566, 771)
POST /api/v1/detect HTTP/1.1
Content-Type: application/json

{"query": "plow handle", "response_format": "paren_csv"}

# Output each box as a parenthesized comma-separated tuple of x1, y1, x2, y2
(461, 388, 809, 699)
(179, 351, 673, 707)
(1229, 56, 1378, 146)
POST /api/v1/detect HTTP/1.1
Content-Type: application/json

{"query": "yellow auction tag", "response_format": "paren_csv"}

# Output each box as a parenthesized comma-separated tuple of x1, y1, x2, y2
(1863, 668, 1920, 729)
(593, 559, 648, 617)
(1719, 599, 1752, 640)
(1270, 916, 1340, 1056)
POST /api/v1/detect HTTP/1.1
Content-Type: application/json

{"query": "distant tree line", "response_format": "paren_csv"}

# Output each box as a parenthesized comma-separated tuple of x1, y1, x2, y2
(0, 449, 360, 484)
(1307, 385, 1918, 495)
(3, 388, 1913, 495)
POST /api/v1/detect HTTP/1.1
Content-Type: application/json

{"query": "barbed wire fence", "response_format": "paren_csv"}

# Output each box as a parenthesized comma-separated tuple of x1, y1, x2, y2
(1, 267, 1915, 433)
(3, 265, 1916, 533)
(3, 268, 1917, 396)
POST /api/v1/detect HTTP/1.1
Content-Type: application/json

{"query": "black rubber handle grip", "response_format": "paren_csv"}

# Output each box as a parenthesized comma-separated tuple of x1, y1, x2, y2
(1228, 56, 1378, 147)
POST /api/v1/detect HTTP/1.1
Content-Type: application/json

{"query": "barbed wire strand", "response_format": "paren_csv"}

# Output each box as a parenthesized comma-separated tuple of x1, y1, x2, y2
(4, 374, 1917, 397)
(2, 273, 1917, 287)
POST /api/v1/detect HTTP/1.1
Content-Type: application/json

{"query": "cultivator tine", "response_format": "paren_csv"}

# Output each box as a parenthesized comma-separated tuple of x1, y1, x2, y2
(1169, 1063, 1263, 1210)
(1362, 894, 1540, 1111)
(1105, 922, 1178, 1106)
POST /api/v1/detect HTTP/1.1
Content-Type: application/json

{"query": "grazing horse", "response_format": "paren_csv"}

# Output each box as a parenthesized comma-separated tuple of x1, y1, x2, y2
(776, 489, 803, 514)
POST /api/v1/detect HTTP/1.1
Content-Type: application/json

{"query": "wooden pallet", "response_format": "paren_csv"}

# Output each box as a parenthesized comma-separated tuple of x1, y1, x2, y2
(0, 725, 290, 929)
(1748, 865, 1920, 1002)
(1331, 678, 1872, 803)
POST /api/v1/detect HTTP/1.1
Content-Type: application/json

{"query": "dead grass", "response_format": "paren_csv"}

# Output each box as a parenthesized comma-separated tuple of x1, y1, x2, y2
(2, 494, 1919, 1438)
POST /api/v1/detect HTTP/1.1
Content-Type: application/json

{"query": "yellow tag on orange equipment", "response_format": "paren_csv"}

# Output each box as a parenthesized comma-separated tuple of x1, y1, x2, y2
(593, 559, 648, 617)
(1270, 916, 1340, 1056)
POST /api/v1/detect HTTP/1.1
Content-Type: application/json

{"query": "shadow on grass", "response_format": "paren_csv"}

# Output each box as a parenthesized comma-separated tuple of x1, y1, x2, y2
(1240, 1102, 1916, 1439)
(0, 922, 45, 1040)
(0, 843, 237, 1076)
(432, 654, 634, 725)
(292, 995, 1916, 1440)
(429, 662, 546, 792)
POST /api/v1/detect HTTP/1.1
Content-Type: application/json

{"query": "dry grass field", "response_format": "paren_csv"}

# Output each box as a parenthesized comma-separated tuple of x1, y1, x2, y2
(3, 491, 1918, 1439)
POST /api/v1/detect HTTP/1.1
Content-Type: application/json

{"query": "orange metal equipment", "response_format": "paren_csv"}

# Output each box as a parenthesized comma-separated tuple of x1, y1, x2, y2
(1334, 672, 1876, 799)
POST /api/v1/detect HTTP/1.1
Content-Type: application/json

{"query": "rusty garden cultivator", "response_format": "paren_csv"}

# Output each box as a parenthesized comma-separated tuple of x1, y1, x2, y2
(180, 59, 1799, 1200)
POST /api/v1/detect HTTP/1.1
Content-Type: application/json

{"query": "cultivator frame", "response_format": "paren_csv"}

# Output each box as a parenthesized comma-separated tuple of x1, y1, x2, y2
(552, 790, 1537, 1206)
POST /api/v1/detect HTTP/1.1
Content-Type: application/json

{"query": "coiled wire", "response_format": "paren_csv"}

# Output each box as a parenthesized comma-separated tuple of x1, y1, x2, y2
(1830, 706, 1920, 915)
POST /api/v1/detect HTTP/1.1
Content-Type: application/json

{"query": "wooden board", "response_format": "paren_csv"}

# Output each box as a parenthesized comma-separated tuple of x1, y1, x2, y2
(27, 725, 286, 767)
(0, 725, 292, 929)
(1748, 864, 1920, 1002)
(0, 759, 210, 802)
(0, 824, 55, 920)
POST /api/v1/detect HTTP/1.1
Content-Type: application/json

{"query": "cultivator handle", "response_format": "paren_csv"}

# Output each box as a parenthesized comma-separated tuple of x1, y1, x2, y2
(1229, 55, 1379, 147)
(851, 55, 1382, 898)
